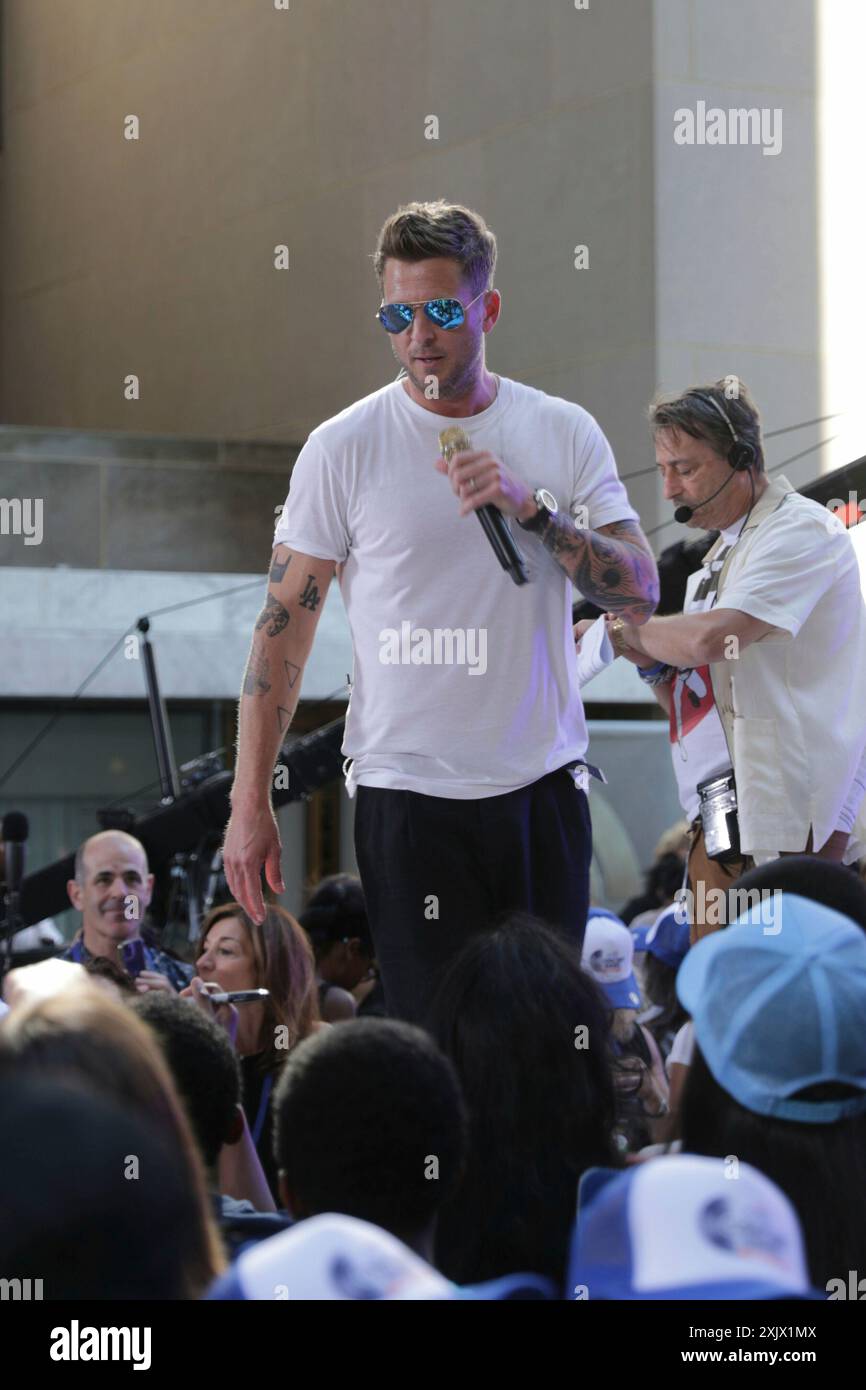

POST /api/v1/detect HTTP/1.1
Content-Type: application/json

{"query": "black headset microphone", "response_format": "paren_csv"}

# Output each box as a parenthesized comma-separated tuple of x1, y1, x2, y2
(673, 391, 757, 524)
(673, 469, 740, 524)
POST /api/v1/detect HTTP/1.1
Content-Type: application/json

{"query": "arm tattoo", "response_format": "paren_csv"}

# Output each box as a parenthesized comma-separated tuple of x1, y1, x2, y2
(269, 546, 292, 584)
(242, 649, 271, 695)
(298, 574, 321, 612)
(538, 515, 659, 622)
(254, 592, 290, 638)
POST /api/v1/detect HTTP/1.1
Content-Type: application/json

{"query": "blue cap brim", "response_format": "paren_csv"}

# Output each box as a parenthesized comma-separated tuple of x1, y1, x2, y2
(455, 1273, 555, 1300)
(647, 941, 689, 969)
(600, 973, 642, 1010)
(573, 1272, 822, 1300)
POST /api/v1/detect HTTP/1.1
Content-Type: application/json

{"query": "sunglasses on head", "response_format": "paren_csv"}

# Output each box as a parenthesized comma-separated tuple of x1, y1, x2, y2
(375, 289, 486, 334)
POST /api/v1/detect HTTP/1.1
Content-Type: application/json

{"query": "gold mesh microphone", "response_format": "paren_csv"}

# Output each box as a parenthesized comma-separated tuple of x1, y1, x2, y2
(439, 427, 530, 585)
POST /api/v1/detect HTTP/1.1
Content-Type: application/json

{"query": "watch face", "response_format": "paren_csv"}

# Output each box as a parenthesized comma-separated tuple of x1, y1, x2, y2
(538, 488, 557, 512)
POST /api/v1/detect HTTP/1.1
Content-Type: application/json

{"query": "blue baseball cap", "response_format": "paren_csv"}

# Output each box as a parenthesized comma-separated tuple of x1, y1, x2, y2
(205, 1213, 554, 1301)
(677, 893, 866, 1123)
(588, 907, 627, 925)
(582, 916, 642, 1010)
(569, 1155, 818, 1301)
(630, 919, 654, 953)
(644, 904, 691, 968)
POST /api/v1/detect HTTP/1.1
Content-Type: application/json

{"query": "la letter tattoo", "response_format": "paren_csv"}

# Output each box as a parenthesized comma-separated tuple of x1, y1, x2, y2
(299, 574, 321, 612)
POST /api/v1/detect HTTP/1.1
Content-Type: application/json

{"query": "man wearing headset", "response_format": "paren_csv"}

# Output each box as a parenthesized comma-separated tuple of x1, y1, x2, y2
(606, 380, 866, 941)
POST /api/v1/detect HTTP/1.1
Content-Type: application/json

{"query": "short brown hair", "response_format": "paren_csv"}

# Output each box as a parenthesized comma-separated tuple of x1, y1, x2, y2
(648, 379, 764, 473)
(372, 200, 497, 295)
(198, 902, 320, 1073)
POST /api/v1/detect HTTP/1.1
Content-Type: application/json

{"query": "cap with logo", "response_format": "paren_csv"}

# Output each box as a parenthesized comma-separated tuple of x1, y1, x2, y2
(569, 1154, 818, 1300)
(582, 915, 642, 1010)
(205, 1212, 554, 1301)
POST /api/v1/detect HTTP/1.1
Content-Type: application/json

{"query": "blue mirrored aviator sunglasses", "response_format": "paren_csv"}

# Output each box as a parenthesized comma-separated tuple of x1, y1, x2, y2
(376, 289, 486, 334)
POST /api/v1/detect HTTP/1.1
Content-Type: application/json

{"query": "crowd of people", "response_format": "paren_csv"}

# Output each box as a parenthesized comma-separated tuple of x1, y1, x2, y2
(4, 204, 866, 1304)
(2, 822, 866, 1301)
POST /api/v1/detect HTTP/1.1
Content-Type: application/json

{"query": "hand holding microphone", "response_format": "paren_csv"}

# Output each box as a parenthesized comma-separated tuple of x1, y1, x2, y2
(436, 428, 530, 585)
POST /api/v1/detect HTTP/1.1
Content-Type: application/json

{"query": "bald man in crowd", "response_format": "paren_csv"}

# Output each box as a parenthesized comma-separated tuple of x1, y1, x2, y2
(59, 831, 191, 993)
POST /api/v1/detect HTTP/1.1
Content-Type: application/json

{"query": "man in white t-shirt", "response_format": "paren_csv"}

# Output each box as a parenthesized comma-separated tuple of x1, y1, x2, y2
(608, 381, 866, 942)
(222, 200, 658, 1023)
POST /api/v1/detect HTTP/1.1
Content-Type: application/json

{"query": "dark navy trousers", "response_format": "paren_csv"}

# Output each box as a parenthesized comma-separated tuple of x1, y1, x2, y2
(353, 765, 592, 1026)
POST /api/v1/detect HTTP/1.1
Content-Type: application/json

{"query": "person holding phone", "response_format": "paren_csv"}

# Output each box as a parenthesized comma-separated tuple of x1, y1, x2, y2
(61, 830, 192, 993)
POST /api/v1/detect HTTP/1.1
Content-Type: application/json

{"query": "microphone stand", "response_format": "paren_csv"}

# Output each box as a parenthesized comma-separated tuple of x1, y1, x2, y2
(136, 616, 181, 804)
(0, 891, 24, 981)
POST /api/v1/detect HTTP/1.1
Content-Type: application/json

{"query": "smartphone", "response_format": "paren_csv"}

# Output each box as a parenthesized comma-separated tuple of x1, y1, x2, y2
(118, 938, 147, 979)
(206, 988, 270, 1004)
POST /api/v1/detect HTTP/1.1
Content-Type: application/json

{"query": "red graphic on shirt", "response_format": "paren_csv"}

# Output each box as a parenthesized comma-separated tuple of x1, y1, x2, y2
(669, 665, 715, 743)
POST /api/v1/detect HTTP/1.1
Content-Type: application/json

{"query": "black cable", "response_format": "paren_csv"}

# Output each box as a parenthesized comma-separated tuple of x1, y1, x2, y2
(617, 411, 845, 485)
(0, 633, 128, 792)
(616, 462, 664, 484)
(96, 679, 351, 815)
(0, 575, 347, 793)
(763, 412, 844, 440)
(143, 578, 262, 621)
(643, 432, 839, 547)
(764, 433, 840, 474)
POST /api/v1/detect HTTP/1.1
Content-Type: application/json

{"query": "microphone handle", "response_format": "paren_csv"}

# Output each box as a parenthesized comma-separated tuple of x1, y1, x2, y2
(476, 505, 530, 586)
(437, 426, 529, 586)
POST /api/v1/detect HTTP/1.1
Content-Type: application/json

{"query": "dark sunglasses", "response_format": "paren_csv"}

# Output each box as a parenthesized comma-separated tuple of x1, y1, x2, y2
(375, 289, 486, 334)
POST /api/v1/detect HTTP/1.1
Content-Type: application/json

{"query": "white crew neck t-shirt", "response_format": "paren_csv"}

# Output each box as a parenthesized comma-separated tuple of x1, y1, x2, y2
(274, 376, 638, 800)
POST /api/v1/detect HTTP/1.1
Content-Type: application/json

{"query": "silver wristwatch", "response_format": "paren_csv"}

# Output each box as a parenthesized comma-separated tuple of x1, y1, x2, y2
(517, 487, 558, 533)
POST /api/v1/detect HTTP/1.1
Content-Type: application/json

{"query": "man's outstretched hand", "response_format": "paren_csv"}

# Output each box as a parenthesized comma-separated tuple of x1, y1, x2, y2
(222, 800, 285, 924)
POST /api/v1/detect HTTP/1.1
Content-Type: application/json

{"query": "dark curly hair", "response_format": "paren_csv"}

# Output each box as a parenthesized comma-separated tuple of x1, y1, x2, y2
(132, 992, 241, 1171)
(273, 1018, 467, 1242)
